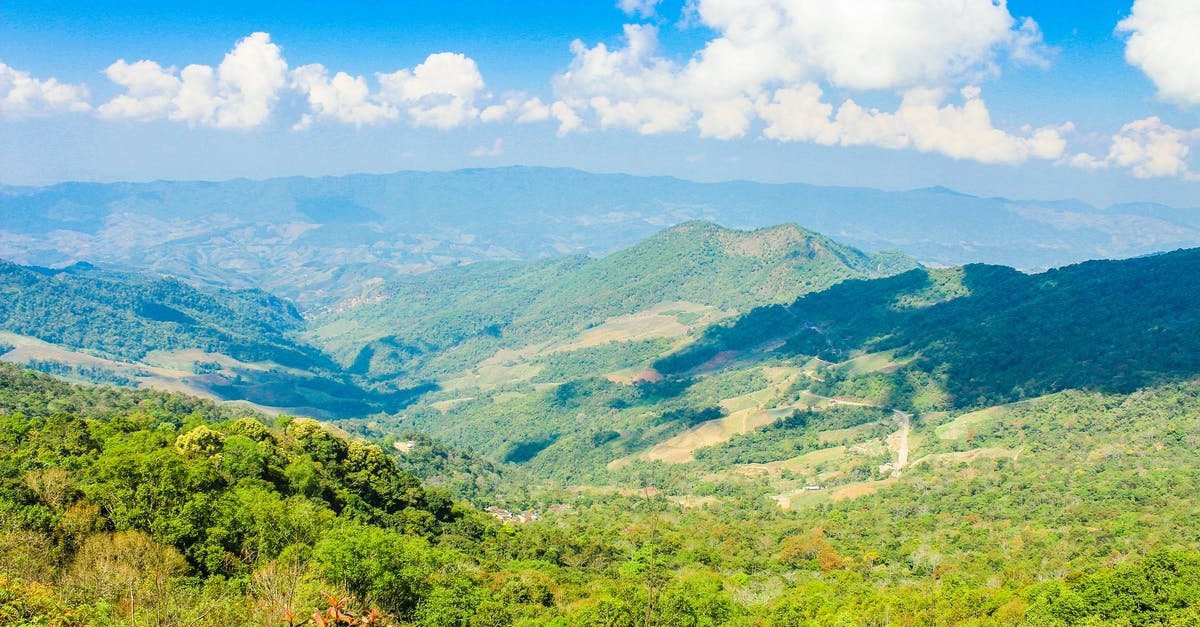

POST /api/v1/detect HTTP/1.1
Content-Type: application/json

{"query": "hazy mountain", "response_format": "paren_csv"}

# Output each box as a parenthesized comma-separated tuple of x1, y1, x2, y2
(4, 167, 1198, 308)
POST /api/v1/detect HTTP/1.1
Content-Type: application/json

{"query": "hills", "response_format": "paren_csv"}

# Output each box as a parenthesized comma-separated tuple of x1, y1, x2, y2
(310, 221, 915, 385)
(4, 167, 1200, 308)
(3, 195, 1200, 622)
(379, 244, 1200, 484)
(2, 339, 1200, 624)
(657, 247, 1200, 408)
(0, 221, 912, 416)
(0, 260, 425, 417)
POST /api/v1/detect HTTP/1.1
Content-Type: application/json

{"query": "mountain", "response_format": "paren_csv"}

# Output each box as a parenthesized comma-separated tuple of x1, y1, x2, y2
(0, 220, 910, 416)
(309, 221, 916, 385)
(0, 260, 427, 417)
(380, 245, 1200, 482)
(4, 167, 1199, 308)
(656, 246, 1200, 408)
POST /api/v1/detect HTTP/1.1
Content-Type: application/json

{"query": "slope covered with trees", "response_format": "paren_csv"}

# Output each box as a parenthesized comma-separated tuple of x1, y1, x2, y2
(0, 261, 431, 417)
(311, 221, 914, 385)
(658, 248, 1200, 409)
(3, 363, 1200, 624)
(0, 260, 320, 368)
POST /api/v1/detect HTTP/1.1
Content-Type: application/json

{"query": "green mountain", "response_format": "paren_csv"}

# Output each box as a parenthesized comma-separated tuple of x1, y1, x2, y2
(0, 260, 317, 367)
(3, 358, 1200, 624)
(0, 260, 427, 418)
(656, 247, 1200, 409)
(5, 167, 1199, 308)
(379, 245, 1200, 485)
(311, 221, 915, 385)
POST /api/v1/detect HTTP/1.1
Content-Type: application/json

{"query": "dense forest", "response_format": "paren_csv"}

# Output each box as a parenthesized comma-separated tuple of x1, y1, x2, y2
(657, 249, 1200, 408)
(0, 260, 317, 368)
(3, 364, 1200, 624)
(0, 260, 432, 417)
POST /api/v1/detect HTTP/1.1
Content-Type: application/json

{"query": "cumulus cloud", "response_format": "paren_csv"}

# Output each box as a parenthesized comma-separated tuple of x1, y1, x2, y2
(758, 84, 1069, 164)
(0, 62, 90, 118)
(470, 137, 505, 157)
(550, 100, 585, 137)
(480, 93, 551, 123)
(98, 32, 287, 129)
(1118, 0, 1200, 105)
(377, 53, 485, 129)
(91, 34, 513, 131)
(290, 64, 398, 130)
(1069, 117, 1200, 180)
(686, 0, 1044, 91)
(550, 2, 1062, 163)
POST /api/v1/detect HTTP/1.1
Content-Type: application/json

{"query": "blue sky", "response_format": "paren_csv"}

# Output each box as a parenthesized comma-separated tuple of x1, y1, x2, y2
(1, 0, 1198, 206)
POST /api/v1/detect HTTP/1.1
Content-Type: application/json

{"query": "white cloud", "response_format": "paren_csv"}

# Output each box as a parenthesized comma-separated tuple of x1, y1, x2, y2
(0, 62, 90, 118)
(470, 137, 505, 157)
(378, 52, 485, 129)
(480, 93, 551, 123)
(1069, 117, 1200, 180)
(617, 0, 662, 18)
(590, 96, 692, 134)
(686, 0, 1042, 92)
(92, 35, 511, 131)
(759, 84, 1068, 164)
(98, 32, 288, 129)
(551, 2, 1061, 164)
(290, 64, 398, 130)
(1118, 0, 1200, 105)
(97, 60, 181, 120)
(696, 97, 755, 140)
(550, 100, 585, 137)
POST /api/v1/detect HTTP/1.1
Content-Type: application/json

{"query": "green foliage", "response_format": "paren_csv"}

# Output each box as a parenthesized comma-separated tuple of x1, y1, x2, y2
(1025, 552, 1200, 626)
(660, 250, 1200, 410)
(0, 260, 315, 367)
(313, 221, 914, 384)
(695, 406, 890, 467)
(3, 363, 1200, 624)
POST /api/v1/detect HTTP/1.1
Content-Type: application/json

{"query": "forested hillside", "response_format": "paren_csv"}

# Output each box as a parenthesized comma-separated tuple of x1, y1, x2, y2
(312, 221, 914, 385)
(379, 245, 1200, 498)
(3, 363, 1200, 625)
(0, 260, 316, 367)
(658, 248, 1200, 408)
(0, 261, 427, 418)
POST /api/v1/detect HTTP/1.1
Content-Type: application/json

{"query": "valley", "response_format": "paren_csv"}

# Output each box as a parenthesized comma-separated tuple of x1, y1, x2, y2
(2, 179, 1200, 624)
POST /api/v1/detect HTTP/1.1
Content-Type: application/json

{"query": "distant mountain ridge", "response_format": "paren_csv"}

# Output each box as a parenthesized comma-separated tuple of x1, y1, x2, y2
(4, 167, 1199, 307)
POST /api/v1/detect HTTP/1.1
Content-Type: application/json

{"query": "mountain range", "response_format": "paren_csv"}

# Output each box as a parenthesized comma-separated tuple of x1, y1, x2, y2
(3, 172, 1200, 623)
(4, 167, 1200, 308)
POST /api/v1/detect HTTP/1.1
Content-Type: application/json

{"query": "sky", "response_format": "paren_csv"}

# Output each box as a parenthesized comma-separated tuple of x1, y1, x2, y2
(1, 0, 1198, 206)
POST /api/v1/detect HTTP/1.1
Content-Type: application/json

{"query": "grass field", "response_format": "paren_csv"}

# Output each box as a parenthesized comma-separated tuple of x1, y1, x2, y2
(909, 447, 1021, 467)
(838, 350, 913, 375)
(635, 368, 807, 463)
(935, 405, 1010, 440)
